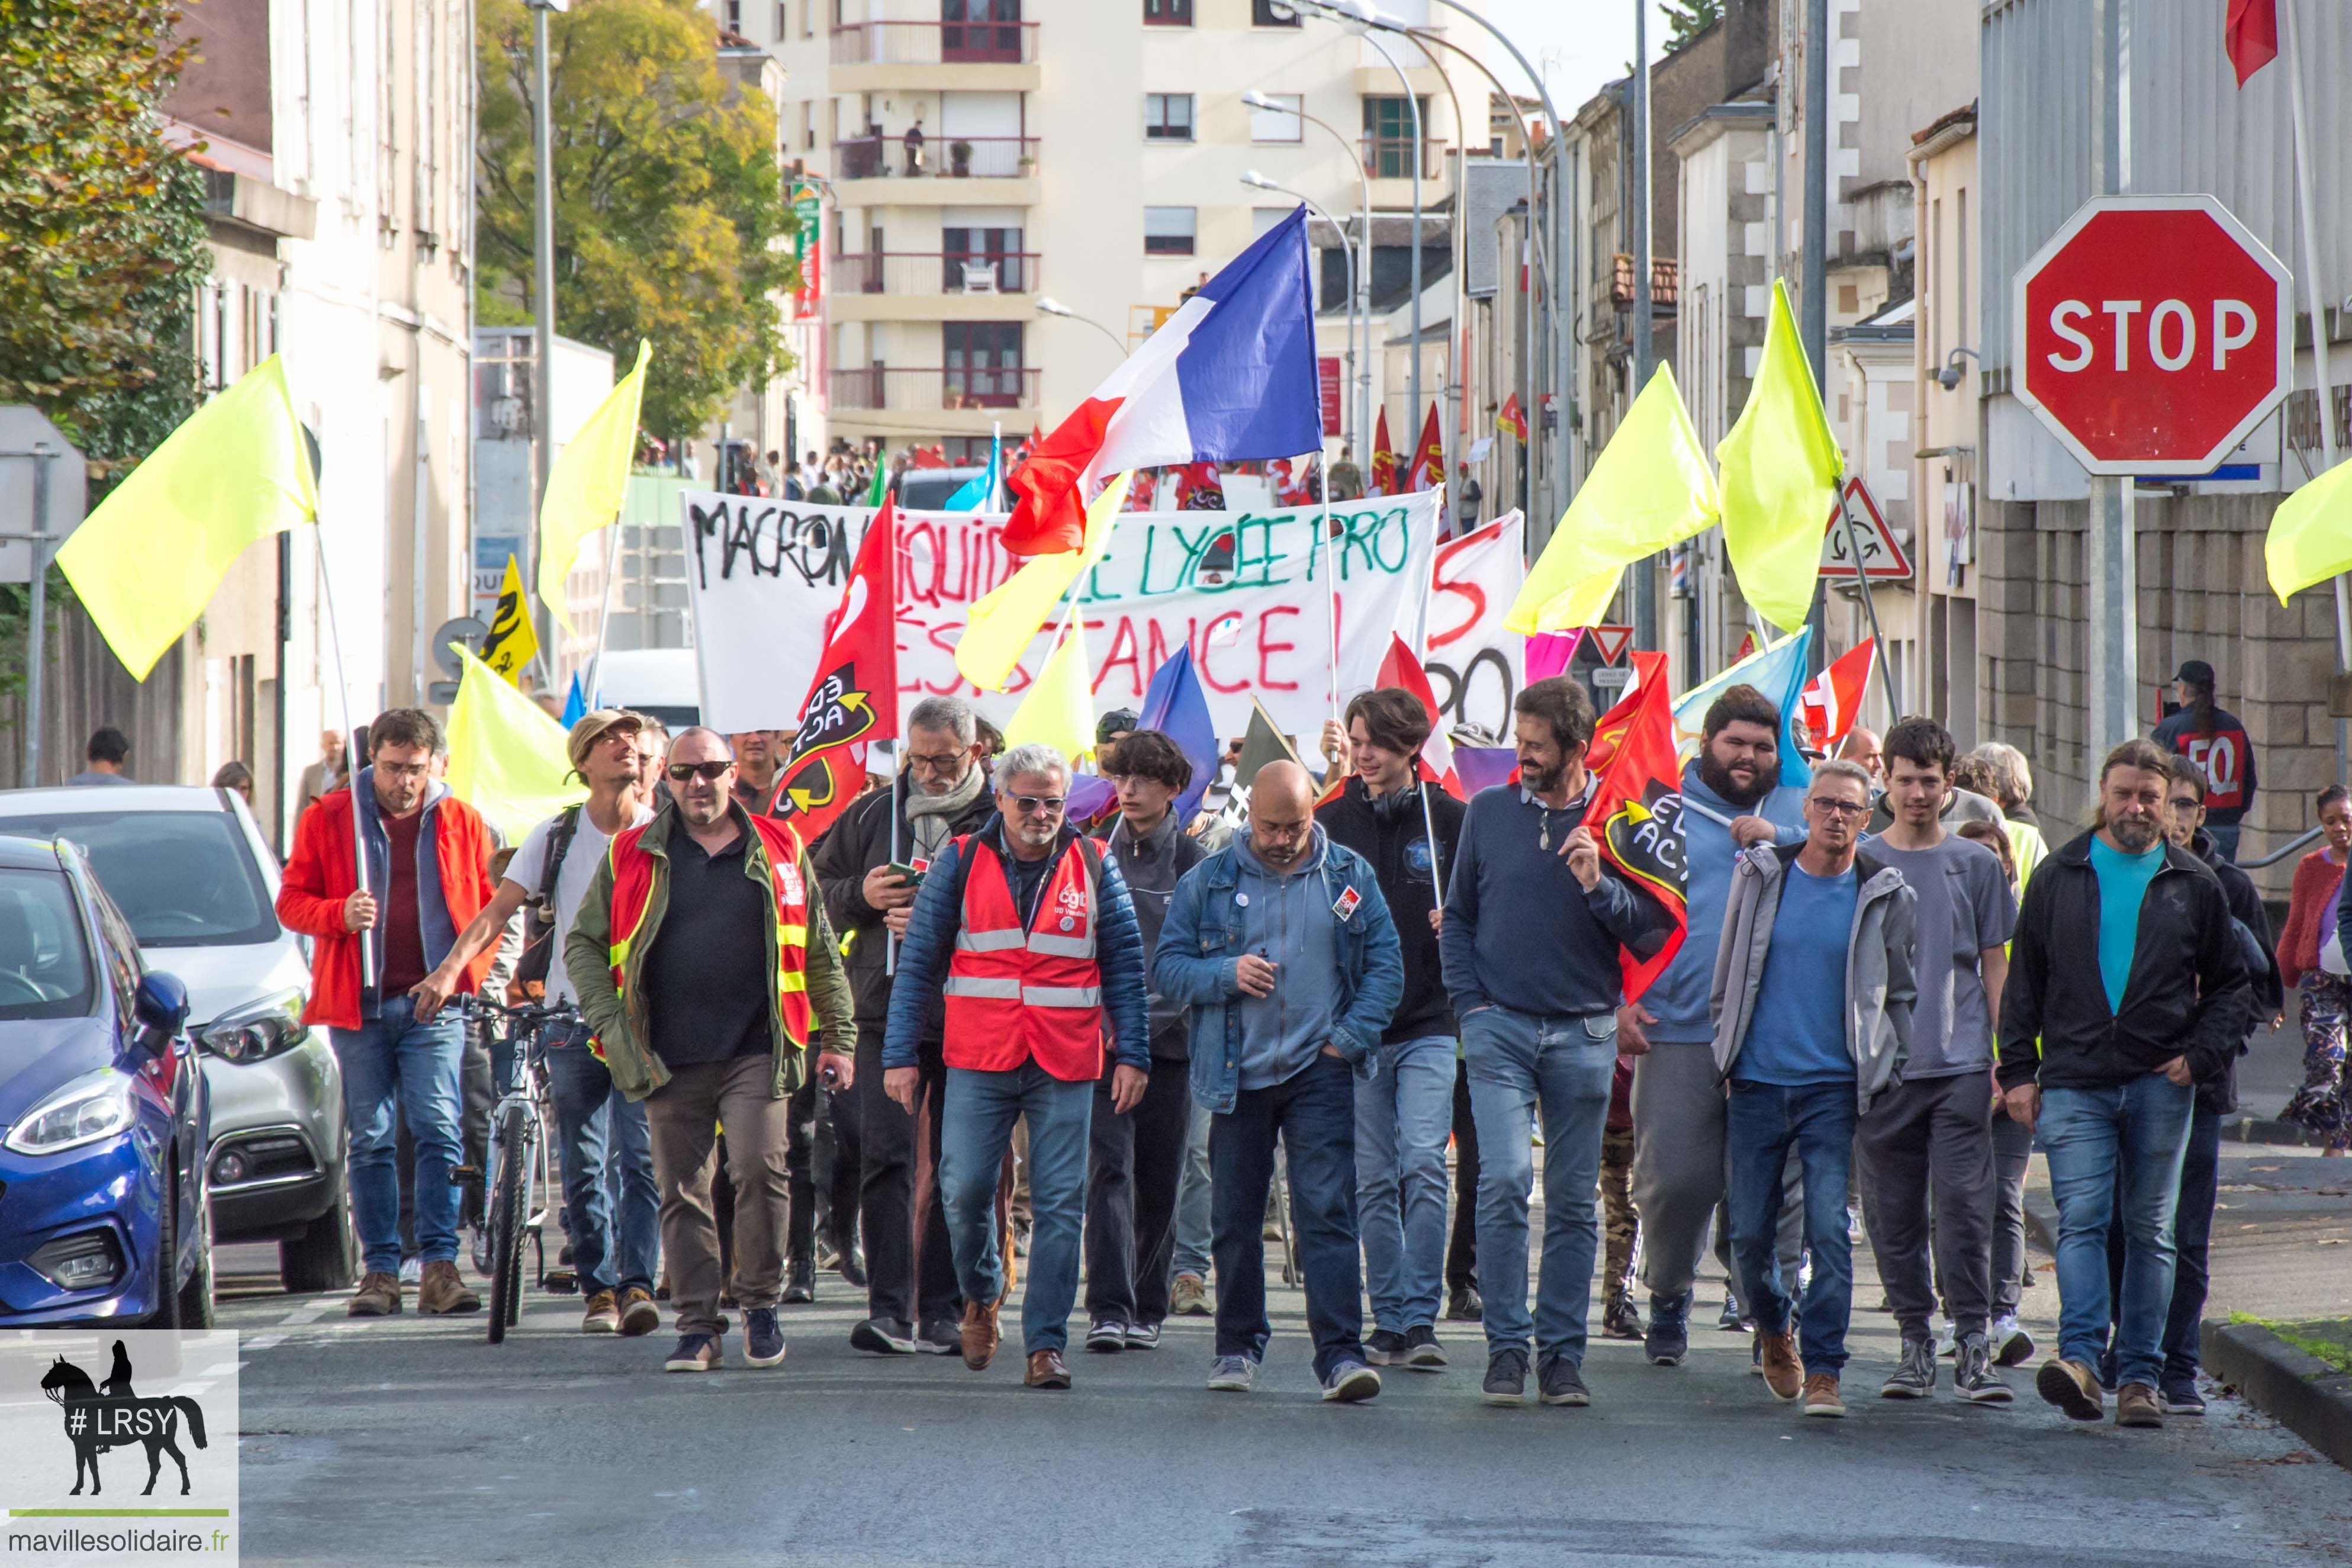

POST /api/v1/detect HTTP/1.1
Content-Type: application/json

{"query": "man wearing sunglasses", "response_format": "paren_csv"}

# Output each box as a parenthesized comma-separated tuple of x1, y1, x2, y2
(810, 695, 999, 1357)
(567, 727, 857, 1374)
(883, 743, 1151, 1390)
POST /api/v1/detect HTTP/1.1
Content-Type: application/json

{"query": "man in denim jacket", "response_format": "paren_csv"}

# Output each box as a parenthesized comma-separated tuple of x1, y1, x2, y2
(1154, 761, 1404, 1402)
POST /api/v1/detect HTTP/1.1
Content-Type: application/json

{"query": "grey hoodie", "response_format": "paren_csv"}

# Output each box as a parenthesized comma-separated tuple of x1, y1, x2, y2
(1711, 841, 1919, 1114)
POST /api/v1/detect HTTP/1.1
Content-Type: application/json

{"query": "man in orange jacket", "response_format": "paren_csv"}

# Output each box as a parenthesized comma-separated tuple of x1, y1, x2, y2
(276, 709, 497, 1319)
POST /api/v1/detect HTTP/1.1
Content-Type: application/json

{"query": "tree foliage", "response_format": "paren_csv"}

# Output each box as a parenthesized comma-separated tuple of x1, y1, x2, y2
(1664, 0, 1724, 51)
(475, 0, 799, 440)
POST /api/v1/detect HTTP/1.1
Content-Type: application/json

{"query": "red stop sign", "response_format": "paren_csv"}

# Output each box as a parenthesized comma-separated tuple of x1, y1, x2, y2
(2013, 195, 2292, 475)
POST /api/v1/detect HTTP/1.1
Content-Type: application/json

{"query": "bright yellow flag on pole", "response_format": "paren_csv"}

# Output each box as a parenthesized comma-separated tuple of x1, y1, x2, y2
(444, 644, 587, 842)
(538, 340, 651, 632)
(476, 555, 540, 686)
(2266, 459, 2352, 603)
(999, 620, 1096, 764)
(954, 471, 1134, 691)
(56, 354, 318, 680)
(1506, 364, 1719, 633)
(1715, 279, 1844, 633)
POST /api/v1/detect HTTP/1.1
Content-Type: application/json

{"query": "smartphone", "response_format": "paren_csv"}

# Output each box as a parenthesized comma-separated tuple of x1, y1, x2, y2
(885, 861, 927, 887)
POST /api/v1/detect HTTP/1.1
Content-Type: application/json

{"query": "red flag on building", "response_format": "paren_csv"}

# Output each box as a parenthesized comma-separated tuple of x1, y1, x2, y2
(1369, 407, 1398, 496)
(1798, 638, 1877, 752)
(1406, 403, 1444, 494)
(1584, 664, 1687, 1002)
(768, 498, 900, 842)
(2226, 0, 2277, 85)
(1374, 634, 1465, 799)
(1496, 392, 1527, 442)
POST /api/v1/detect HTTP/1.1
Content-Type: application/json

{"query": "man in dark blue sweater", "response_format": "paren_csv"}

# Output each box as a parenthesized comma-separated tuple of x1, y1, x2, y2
(1439, 675, 1669, 1408)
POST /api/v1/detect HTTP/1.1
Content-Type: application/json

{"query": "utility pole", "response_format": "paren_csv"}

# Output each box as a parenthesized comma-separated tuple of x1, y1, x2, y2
(2084, 0, 2136, 754)
(529, 0, 562, 657)
(1801, 0, 1830, 674)
(1631, 1, 1656, 650)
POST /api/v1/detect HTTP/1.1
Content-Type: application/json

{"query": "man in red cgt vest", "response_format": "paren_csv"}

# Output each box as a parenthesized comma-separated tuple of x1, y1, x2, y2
(883, 742, 1151, 1390)
(567, 726, 857, 1374)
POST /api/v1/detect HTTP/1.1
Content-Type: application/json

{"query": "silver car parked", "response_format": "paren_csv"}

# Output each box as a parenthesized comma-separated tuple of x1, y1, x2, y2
(0, 784, 353, 1294)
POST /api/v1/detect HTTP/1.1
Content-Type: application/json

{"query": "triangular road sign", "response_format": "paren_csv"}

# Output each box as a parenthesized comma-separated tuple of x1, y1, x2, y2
(1819, 476, 1912, 580)
(1588, 624, 1635, 664)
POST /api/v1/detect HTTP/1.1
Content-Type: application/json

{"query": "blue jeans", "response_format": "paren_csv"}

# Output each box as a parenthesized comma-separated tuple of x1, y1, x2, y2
(1726, 1079, 1858, 1374)
(2104, 1101, 2221, 1387)
(939, 1062, 1093, 1354)
(1209, 1052, 1363, 1380)
(1354, 1033, 1456, 1333)
(2039, 1073, 2195, 1389)
(545, 1026, 659, 1297)
(1171, 1097, 1213, 1279)
(333, 996, 466, 1275)
(1461, 1005, 1617, 1366)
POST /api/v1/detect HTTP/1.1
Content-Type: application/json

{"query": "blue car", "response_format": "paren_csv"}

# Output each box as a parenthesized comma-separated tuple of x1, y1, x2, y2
(0, 833, 212, 1326)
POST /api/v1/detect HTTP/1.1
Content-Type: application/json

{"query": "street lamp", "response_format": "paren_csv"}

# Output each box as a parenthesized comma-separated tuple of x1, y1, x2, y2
(1243, 173, 1360, 463)
(1036, 297, 1128, 360)
(525, 0, 568, 664)
(1240, 92, 1372, 458)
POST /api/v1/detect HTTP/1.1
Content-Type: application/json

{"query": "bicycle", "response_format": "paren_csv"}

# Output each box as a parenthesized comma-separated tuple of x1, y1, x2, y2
(453, 997, 577, 1344)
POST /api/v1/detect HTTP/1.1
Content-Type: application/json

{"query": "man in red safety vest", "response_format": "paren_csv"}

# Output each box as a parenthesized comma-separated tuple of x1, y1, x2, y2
(882, 742, 1152, 1390)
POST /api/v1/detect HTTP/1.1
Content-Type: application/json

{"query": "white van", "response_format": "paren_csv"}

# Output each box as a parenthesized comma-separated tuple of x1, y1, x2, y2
(593, 648, 701, 729)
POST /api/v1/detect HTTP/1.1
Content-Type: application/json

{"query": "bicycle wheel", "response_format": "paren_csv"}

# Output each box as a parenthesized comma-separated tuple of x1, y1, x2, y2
(505, 1115, 534, 1329)
(487, 1102, 528, 1344)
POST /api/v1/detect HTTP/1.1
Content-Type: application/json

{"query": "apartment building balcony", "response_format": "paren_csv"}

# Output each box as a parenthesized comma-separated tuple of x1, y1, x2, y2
(829, 366, 1040, 426)
(829, 136, 1041, 207)
(828, 21, 1041, 94)
(828, 252, 1040, 323)
(1359, 136, 1447, 182)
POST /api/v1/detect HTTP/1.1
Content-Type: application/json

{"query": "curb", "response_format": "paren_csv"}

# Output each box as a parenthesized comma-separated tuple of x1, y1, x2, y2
(2201, 1320, 2352, 1472)
(2219, 1114, 2327, 1148)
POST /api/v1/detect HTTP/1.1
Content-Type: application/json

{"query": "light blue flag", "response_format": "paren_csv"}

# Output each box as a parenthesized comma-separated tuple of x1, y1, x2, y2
(1671, 626, 1816, 788)
(560, 671, 588, 728)
(942, 431, 1002, 512)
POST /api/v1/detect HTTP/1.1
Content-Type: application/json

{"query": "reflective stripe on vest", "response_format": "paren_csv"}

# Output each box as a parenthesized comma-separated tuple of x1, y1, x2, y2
(606, 816, 816, 1044)
(940, 833, 1107, 1079)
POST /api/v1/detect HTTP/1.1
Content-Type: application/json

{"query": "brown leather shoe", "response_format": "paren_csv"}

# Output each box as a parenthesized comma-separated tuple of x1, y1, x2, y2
(1801, 1373, 1846, 1418)
(582, 1290, 620, 1333)
(2035, 1357, 2105, 1422)
(1758, 1328, 1803, 1401)
(2115, 1381, 2165, 1428)
(960, 1298, 1000, 1371)
(347, 1271, 402, 1317)
(418, 1260, 482, 1315)
(1024, 1348, 1072, 1389)
(617, 1286, 661, 1337)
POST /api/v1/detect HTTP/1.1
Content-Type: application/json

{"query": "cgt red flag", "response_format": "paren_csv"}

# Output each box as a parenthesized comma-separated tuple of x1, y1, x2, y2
(768, 497, 900, 842)
(1798, 638, 1876, 751)
(2226, 0, 2277, 86)
(1407, 402, 1444, 494)
(1497, 392, 1527, 442)
(1369, 407, 1398, 497)
(1374, 634, 1465, 799)
(1585, 661, 1687, 1002)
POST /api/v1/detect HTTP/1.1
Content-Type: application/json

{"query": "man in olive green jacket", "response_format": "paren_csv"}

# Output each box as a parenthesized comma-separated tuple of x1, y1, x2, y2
(565, 726, 855, 1372)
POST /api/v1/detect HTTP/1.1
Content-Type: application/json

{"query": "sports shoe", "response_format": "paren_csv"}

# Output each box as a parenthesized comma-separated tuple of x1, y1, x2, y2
(1124, 1320, 1161, 1350)
(1989, 1315, 2035, 1367)
(1206, 1354, 1257, 1392)
(2158, 1378, 2206, 1415)
(1881, 1337, 1936, 1399)
(1402, 1324, 1447, 1370)
(582, 1290, 620, 1334)
(1758, 1328, 1803, 1401)
(1954, 1333, 2013, 1404)
(398, 1255, 422, 1286)
(1170, 1273, 1211, 1316)
(781, 1257, 815, 1304)
(744, 1307, 787, 1367)
(1446, 1284, 1482, 1321)
(2035, 1357, 2105, 1422)
(1717, 1292, 1746, 1332)
(1802, 1372, 1846, 1418)
(1482, 1348, 1529, 1406)
(469, 1225, 494, 1276)
(916, 1318, 962, 1355)
(1645, 1292, 1691, 1367)
(618, 1286, 661, 1337)
(1601, 1291, 1644, 1341)
(850, 1316, 919, 1356)
(1323, 1360, 1382, 1402)
(1933, 1316, 1958, 1358)
(1085, 1315, 1127, 1354)
(959, 1299, 1001, 1371)
(1537, 1358, 1590, 1407)
(2115, 1381, 2164, 1428)
(663, 1332, 720, 1372)
(1363, 1328, 1410, 1366)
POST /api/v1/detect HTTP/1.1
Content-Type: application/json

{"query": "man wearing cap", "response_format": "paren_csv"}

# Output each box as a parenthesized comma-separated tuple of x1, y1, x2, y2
(2152, 659, 2258, 863)
(416, 710, 662, 1336)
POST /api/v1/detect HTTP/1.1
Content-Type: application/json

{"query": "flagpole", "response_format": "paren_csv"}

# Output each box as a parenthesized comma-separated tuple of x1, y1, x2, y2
(314, 535, 375, 997)
(1418, 775, 1446, 913)
(585, 523, 620, 709)
(1318, 453, 1340, 722)
(1832, 471, 1903, 718)
(990, 420, 1002, 511)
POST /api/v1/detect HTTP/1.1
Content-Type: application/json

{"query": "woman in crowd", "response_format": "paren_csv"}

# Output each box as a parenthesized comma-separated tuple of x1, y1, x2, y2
(2279, 785, 2352, 1155)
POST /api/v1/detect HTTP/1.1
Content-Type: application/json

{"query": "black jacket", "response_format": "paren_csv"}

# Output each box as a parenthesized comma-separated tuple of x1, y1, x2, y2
(2193, 826, 2284, 1115)
(810, 774, 997, 1030)
(1099, 810, 1210, 1059)
(1997, 830, 2253, 1094)
(1317, 776, 1467, 1044)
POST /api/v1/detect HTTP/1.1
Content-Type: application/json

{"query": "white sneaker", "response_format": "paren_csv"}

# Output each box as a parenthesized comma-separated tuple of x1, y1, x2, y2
(1932, 1316, 1958, 1358)
(1207, 1355, 1257, 1392)
(398, 1257, 422, 1285)
(1989, 1315, 2036, 1367)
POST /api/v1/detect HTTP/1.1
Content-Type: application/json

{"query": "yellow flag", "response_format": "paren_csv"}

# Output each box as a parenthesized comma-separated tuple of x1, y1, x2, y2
(954, 471, 1134, 691)
(1506, 364, 1717, 632)
(2267, 458, 2352, 603)
(56, 355, 317, 680)
(444, 644, 587, 842)
(1715, 279, 1844, 633)
(538, 340, 651, 632)
(477, 555, 539, 685)
(999, 620, 1095, 764)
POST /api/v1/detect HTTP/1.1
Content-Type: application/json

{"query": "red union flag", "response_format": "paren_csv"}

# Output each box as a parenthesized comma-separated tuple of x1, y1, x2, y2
(1586, 663, 1685, 1002)
(2014, 194, 2291, 475)
(768, 498, 900, 841)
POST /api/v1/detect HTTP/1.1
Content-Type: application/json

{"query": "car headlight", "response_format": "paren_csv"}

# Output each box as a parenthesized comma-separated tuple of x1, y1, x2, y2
(197, 989, 310, 1064)
(4, 1068, 137, 1155)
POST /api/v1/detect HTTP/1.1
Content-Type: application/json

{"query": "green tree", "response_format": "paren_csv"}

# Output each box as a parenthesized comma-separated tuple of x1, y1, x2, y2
(475, 0, 799, 441)
(1664, 0, 1724, 50)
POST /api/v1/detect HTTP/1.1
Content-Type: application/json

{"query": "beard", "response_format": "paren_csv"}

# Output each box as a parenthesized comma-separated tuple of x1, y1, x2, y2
(1696, 748, 1777, 809)
(2106, 812, 2163, 854)
(1520, 756, 1566, 796)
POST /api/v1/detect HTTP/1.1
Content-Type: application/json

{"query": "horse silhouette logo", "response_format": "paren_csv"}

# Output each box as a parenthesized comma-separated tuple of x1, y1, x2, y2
(36, 1341, 210, 1496)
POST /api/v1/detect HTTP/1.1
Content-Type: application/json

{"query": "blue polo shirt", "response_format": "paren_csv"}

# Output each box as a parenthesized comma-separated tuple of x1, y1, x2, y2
(1733, 861, 1859, 1085)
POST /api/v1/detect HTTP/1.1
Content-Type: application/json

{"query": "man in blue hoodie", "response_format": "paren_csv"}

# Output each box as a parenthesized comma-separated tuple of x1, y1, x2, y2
(1623, 685, 1808, 1365)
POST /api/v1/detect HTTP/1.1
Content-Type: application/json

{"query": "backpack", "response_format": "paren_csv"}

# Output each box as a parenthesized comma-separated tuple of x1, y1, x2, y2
(514, 804, 584, 989)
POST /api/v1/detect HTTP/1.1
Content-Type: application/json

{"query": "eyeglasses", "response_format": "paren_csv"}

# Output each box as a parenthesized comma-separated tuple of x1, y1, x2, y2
(2167, 796, 2203, 813)
(1253, 817, 1312, 838)
(1807, 798, 1871, 817)
(667, 760, 735, 782)
(375, 759, 432, 780)
(907, 751, 967, 772)
(1006, 794, 1066, 816)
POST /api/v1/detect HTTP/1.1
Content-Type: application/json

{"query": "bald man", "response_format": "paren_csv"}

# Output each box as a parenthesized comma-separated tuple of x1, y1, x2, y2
(1154, 760, 1405, 1402)
(1838, 726, 1884, 783)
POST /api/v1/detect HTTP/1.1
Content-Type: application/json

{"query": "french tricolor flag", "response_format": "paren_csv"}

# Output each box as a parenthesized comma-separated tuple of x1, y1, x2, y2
(1002, 205, 1323, 556)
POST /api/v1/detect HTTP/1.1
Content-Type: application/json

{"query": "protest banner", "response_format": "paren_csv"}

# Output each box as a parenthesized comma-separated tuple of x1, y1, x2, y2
(679, 489, 1443, 740)
(1421, 510, 1524, 740)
